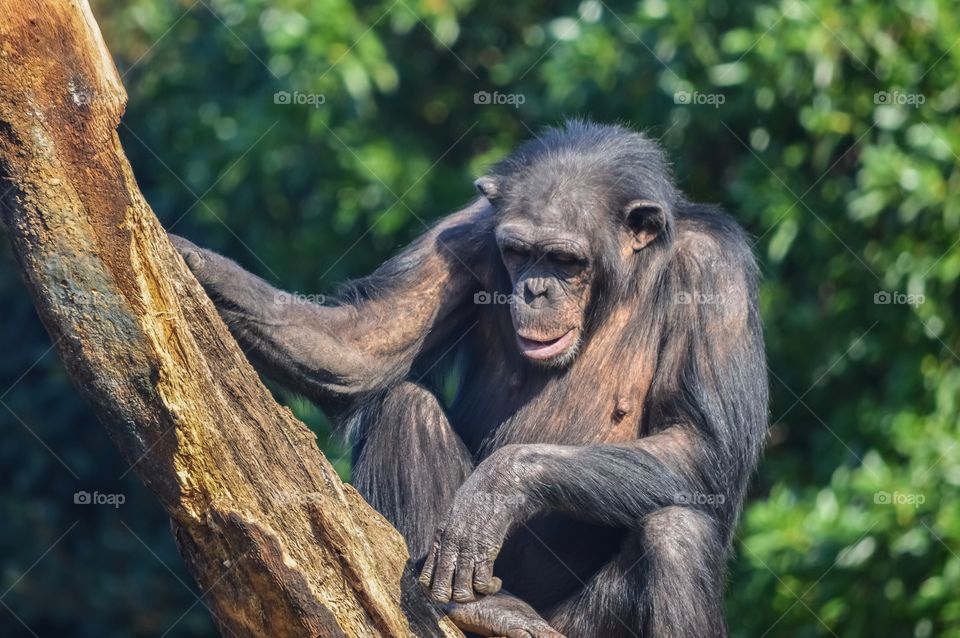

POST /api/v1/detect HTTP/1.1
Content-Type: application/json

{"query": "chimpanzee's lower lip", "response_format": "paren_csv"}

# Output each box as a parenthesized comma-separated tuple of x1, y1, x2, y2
(516, 330, 576, 360)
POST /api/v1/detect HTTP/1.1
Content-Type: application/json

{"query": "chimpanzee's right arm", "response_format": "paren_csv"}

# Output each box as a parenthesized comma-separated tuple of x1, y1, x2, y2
(170, 199, 493, 412)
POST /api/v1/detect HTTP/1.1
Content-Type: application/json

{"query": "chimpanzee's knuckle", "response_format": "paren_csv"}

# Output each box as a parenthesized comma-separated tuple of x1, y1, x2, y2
(183, 251, 205, 271)
(431, 584, 452, 603)
(419, 561, 436, 582)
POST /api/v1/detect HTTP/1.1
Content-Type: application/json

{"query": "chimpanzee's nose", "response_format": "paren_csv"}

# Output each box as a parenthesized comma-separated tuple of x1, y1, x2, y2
(524, 277, 551, 306)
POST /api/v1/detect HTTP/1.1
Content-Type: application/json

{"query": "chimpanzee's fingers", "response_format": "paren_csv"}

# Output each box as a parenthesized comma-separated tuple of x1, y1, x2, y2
(507, 625, 564, 638)
(419, 541, 438, 589)
(505, 628, 563, 638)
(429, 547, 457, 603)
(168, 234, 206, 270)
(452, 558, 477, 603)
(473, 560, 501, 596)
(167, 233, 199, 253)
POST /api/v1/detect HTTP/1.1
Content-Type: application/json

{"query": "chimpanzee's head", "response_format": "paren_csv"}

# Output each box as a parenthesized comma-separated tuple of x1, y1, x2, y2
(476, 121, 679, 368)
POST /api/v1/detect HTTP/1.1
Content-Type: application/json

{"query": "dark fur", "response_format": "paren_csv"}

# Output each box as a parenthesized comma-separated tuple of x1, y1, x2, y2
(173, 121, 768, 638)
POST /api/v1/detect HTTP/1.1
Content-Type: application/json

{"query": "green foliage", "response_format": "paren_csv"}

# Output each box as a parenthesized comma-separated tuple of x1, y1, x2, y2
(1, 0, 957, 635)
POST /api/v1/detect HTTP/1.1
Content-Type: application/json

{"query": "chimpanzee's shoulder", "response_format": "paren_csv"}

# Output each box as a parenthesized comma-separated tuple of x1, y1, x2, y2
(672, 202, 754, 267)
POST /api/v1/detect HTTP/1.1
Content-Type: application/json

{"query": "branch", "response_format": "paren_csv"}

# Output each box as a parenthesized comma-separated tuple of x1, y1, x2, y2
(0, 1, 461, 636)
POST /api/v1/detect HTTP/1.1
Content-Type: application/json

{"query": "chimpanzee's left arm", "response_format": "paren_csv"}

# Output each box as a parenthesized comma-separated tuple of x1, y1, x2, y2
(420, 430, 735, 603)
(420, 234, 768, 603)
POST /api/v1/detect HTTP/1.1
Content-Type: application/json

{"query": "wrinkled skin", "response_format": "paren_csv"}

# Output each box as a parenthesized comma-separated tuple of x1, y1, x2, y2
(445, 592, 566, 638)
(420, 446, 531, 603)
(495, 221, 594, 368)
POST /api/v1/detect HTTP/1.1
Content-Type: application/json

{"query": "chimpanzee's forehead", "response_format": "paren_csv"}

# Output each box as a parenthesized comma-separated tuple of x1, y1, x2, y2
(496, 156, 640, 219)
(488, 122, 679, 209)
(494, 187, 610, 237)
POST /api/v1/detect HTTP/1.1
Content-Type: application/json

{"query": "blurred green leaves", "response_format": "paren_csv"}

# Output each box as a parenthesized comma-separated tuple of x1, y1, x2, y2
(0, 0, 957, 635)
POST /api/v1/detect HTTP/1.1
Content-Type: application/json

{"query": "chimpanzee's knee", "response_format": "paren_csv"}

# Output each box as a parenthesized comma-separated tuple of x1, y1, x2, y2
(638, 506, 727, 638)
(548, 506, 727, 638)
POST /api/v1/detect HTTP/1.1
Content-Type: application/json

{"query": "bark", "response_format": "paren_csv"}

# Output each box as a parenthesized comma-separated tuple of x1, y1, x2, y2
(0, 1, 462, 636)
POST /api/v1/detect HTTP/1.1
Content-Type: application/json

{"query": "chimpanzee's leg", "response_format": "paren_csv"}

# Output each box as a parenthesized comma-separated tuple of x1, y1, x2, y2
(353, 383, 564, 637)
(547, 506, 727, 638)
(351, 381, 474, 561)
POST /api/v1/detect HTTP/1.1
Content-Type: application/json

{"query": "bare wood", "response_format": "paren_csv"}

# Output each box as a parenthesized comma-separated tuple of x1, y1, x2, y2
(0, 1, 461, 636)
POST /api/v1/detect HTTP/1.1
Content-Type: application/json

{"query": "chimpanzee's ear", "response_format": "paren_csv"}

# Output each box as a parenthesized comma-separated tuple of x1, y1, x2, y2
(474, 176, 499, 200)
(623, 199, 667, 251)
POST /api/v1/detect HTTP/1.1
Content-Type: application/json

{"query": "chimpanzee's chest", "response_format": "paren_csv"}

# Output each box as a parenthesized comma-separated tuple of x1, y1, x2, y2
(450, 337, 653, 455)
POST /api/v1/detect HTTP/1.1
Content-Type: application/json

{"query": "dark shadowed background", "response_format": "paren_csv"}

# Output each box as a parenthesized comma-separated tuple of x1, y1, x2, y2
(1, 0, 958, 636)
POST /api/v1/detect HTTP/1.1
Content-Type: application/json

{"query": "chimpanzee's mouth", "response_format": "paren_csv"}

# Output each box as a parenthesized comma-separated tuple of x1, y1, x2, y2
(516, 329, 577, 361)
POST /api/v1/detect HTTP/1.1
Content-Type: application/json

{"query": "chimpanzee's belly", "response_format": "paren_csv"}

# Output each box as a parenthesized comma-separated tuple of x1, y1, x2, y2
(494, 513, 627, 612)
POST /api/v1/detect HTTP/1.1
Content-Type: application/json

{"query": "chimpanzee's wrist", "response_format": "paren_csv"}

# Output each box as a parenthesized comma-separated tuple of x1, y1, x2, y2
(476, 443, 567, 520)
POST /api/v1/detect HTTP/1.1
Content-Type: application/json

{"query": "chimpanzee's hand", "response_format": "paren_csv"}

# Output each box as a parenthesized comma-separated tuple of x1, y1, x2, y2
(420, 446, 534, 603)
(168, 233, 274, 313)
(444, 591, 566, 638)
(169, 234, 214, 279)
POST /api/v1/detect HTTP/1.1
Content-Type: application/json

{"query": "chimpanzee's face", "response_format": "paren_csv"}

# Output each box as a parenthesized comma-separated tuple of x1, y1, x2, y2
(478, 174, 667, 369)
(495, 217, 593, 367)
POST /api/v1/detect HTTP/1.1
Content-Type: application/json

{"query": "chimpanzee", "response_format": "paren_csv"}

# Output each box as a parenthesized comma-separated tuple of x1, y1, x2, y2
(171, 120, 768, 638)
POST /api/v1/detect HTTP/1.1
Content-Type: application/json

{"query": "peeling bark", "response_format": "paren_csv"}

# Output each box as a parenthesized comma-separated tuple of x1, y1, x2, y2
(0, 1, 462, 636)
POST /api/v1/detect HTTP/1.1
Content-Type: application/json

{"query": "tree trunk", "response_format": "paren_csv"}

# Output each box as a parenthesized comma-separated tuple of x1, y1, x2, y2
(0, 2, 462, 636)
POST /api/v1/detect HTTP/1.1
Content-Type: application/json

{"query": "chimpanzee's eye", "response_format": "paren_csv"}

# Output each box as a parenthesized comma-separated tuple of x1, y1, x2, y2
(502, 246, 530, 263)
(550, 251, 586, 269)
